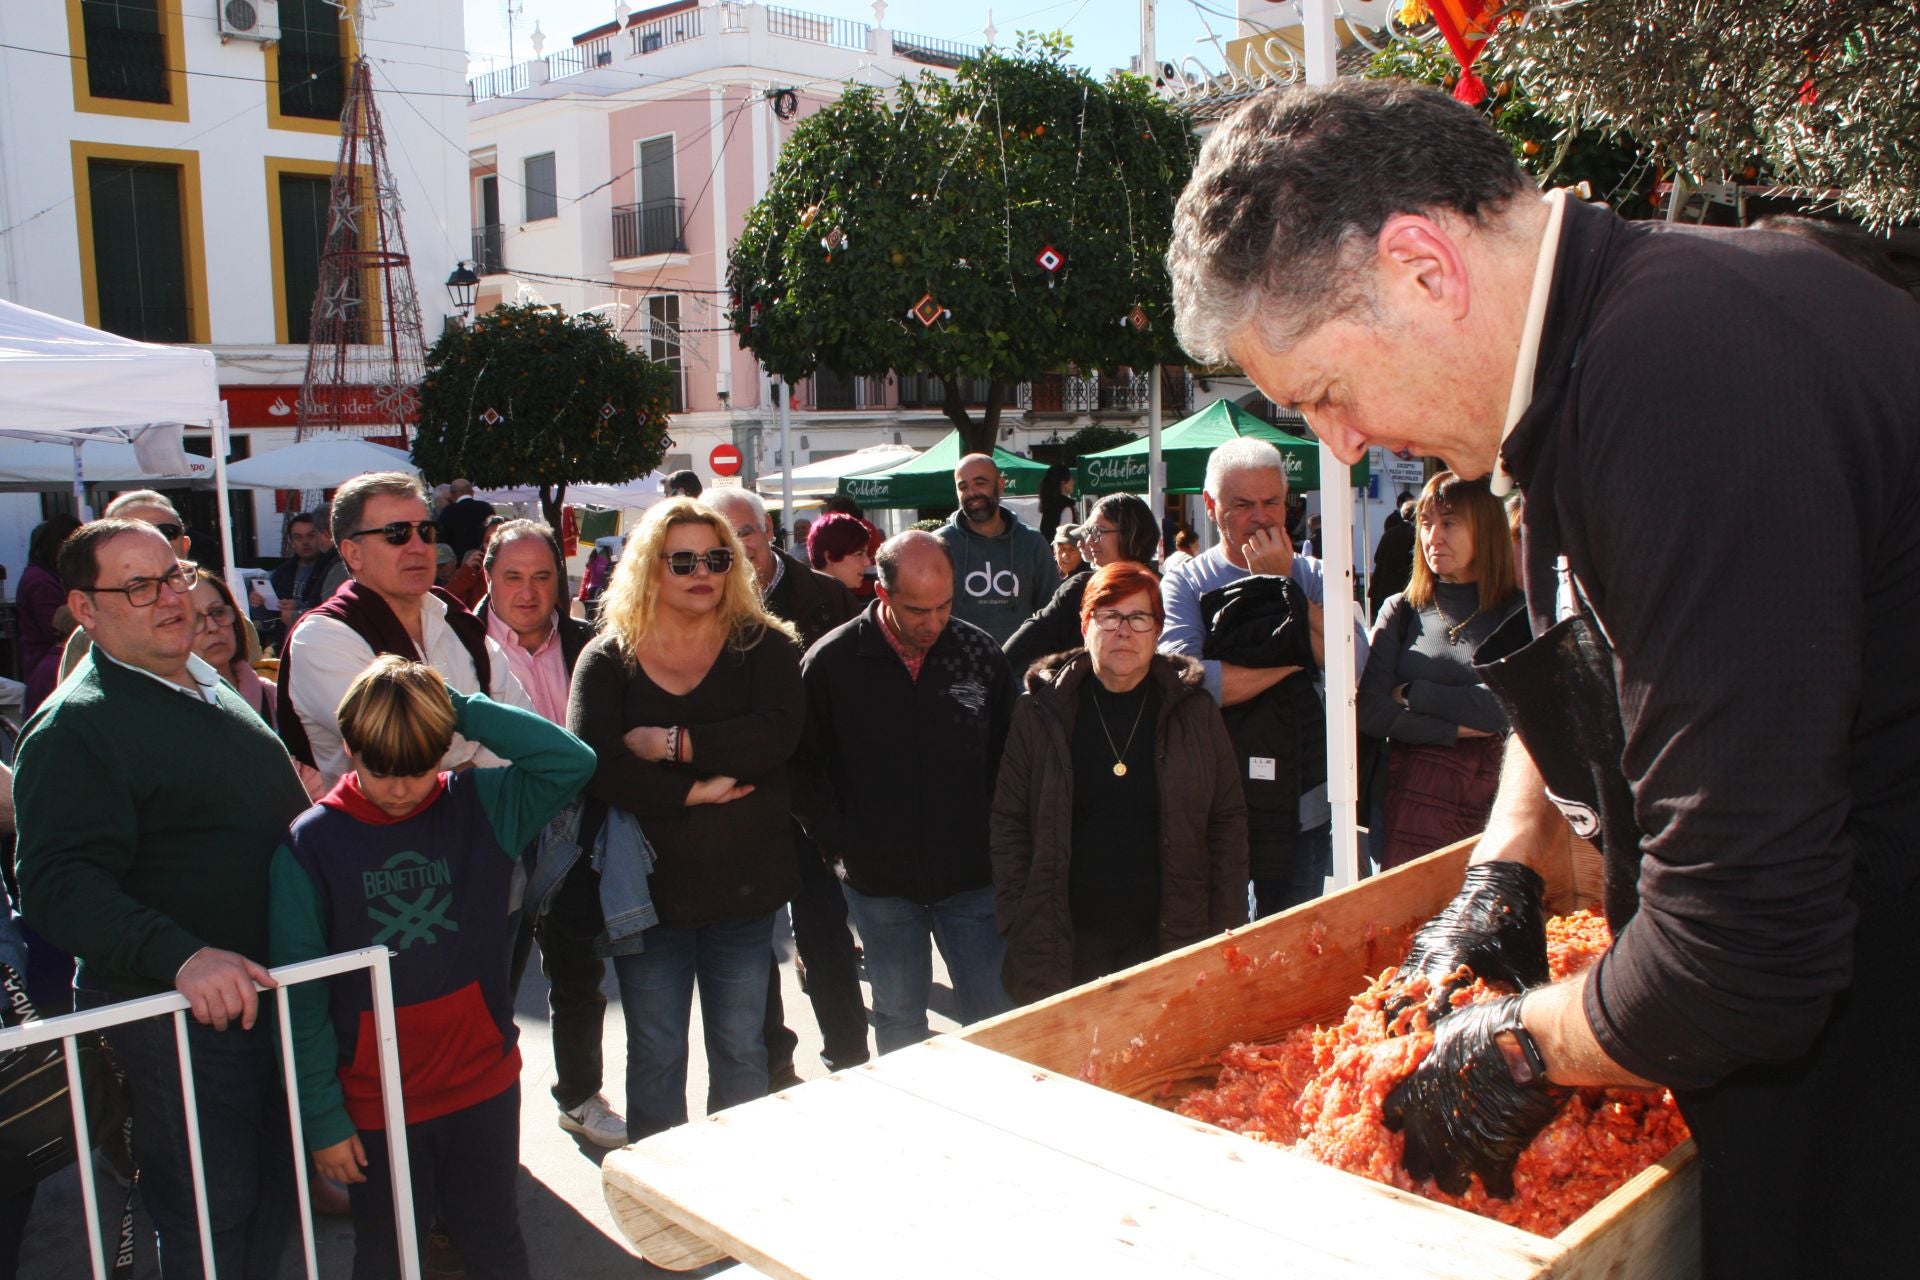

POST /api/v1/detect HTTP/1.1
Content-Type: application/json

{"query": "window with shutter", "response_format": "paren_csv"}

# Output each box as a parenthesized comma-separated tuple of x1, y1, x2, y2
(279, 0, 347, 122)
(648, 295, 684, 412)
(87, 158, 190, 342)
(81, 0, 168, 102)
(279, 173, 331, 344)
(524, 153, 559, 221)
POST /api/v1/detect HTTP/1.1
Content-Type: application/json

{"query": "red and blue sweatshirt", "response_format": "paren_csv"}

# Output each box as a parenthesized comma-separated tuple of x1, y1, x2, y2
(269, 690, 596, 1150)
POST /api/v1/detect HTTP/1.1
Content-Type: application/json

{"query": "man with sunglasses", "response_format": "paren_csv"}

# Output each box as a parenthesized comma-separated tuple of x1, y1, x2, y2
(278, 472, 532, 787)
(16, 519, 311, 1278)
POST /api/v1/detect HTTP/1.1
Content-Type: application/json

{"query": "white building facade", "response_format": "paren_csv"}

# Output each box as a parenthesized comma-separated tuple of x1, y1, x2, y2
(0, 0, 470, 572)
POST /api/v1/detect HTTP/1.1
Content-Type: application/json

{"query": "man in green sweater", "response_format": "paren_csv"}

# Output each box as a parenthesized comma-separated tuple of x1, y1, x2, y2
(15, 518, 311, 1280)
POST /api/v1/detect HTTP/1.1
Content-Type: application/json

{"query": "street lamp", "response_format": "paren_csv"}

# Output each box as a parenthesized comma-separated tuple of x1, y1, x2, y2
(444, 260, 481, 321)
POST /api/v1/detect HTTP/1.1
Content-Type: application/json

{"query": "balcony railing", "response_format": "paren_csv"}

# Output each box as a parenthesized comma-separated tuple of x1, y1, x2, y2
(612, 198, 687, 259)
(472, 224, 505, 275)
(1022, 369, 1194, 415)
(549, 34, 615, 80)
(469, 61, 532, 104)
(809, 369, 888, 411)
(84, 22, 168, 103)
(897, 373, 995, 409)
(767, 4, 870, 50)
(890, 29, 983, 68)
(631, 8, 704, 55)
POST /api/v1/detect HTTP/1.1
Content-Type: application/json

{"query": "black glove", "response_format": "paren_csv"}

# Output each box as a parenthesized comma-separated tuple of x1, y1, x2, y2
(1381, 994, 1566, 1198)
(1389, 861, 1549, 1021)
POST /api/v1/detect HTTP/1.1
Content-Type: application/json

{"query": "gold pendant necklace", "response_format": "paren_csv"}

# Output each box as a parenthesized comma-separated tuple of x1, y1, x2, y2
(1433, 597, 1483, 646)
(1090, 681, 1149, 777)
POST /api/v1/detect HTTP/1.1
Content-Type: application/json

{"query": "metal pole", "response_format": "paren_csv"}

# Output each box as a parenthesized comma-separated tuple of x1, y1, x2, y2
(1300, 0, 1362, 888)
(1147, 370, 1163, 548)
(367, 949, 422, 1280)
(71, 442, 90, 521)
(63, 1038, 108, 1280)
(212, 403, 243, 600)
(779, 380, 793, 546)
(173, 1010, 219, 1279)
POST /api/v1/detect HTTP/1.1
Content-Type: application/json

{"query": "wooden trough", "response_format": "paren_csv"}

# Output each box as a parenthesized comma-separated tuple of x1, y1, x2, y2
(603, 836, 1699, 1278)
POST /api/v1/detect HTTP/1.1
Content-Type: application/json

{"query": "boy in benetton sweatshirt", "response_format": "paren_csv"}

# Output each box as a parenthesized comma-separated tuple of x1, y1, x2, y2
(269, 656, 594, 1280)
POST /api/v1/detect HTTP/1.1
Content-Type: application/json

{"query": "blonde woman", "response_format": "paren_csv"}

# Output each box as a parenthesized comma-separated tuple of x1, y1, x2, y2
(565, 498, 806, 1140)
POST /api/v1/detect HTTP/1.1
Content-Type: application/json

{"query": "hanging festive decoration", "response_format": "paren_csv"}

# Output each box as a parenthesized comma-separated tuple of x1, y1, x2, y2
(800, 203, 820, 228)
(822, 227, 848, 252)
(1126, 304, 1150, 332)
(479, 406, 503, 425)
(1425, 0, 1512, 105)
(1034, 244, 1064, 274)
(600, 401, 616, 420)
(909, 293, 951, 327)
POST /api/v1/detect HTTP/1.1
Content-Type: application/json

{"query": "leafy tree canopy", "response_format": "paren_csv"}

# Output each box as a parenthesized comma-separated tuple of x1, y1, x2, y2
(414, 303, 674, 526)
(1492, 0, 1920, 227)
(728, 34, 1199, 453)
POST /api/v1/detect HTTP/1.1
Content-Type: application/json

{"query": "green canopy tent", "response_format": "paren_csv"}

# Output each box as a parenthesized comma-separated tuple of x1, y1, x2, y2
(1074, 399, 1367, 496)
(837, 430, 1050, 509)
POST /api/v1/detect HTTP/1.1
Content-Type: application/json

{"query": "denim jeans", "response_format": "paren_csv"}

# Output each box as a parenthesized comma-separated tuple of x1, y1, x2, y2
(348, 1083, 528, 1280)
(77, 989, 294, 1280)
(841, 884, 1010, 1055)
(613, 915, 773, 1141)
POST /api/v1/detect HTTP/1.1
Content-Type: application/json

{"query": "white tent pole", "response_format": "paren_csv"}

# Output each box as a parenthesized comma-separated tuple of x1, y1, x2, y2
(1302, 0, 1362, 889)
(778, 381, 793, 546)
(1148, 369, 1164, 547)
(212, 404, 243, 600)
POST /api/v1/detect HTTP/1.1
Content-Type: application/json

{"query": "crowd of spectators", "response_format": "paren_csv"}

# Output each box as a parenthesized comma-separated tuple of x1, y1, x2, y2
(2, 438, 1462, 1276)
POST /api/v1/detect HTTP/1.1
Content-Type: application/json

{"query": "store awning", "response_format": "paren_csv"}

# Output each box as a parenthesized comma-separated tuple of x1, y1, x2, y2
(1074, 399, 1368, 496)
(837, 431, 1049, 509)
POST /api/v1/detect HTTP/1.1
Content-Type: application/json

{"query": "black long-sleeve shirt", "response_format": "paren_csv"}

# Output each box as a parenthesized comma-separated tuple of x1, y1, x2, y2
(1503, 198, 1920, 1089)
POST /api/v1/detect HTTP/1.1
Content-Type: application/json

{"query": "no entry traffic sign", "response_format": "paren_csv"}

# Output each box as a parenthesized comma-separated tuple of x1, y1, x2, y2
(710, 444, 743, 477)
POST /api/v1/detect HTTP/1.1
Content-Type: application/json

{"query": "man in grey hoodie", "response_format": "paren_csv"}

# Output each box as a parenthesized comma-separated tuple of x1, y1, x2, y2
(934, 454, 1060, 646)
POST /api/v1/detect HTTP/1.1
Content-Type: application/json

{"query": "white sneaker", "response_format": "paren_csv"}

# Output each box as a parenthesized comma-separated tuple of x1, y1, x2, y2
(558, 1094, 628, 1149)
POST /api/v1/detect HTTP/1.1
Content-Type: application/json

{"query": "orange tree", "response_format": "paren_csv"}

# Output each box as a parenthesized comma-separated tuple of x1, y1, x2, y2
(728, 36, 1197, 456)
(413, 302, 674, 529)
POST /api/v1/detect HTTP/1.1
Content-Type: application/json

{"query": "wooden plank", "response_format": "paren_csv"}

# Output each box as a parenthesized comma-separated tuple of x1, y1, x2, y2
(605, 1051, 1481, 1280)
(1546, 1145, 1700, 1280)
(865, 1038, 1558, 1280)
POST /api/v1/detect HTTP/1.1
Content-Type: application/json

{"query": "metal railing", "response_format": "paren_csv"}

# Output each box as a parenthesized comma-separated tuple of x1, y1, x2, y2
(809, 370, 888, 410)
(83, 22, 169, 103)
(767, 4, 870, 51)
(468, 61, 532, 104)
(1022, 370, 1193, 415)
(548, 34, 616, 81)
(0, 949, 418, 1280)
(630, 8, 704, 55)
(612, 198, 687, 258)
(896, 372, 995, 409)
(890, 30, 983, 68)
(473, 224, 505, 275)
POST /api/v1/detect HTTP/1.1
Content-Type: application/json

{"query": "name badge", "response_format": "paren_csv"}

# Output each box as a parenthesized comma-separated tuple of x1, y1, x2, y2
(1249, 756, 1277, 782)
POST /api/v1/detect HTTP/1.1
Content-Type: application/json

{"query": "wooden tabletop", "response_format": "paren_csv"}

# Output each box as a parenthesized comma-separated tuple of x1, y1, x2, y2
(601, 1036, 1559, 1280)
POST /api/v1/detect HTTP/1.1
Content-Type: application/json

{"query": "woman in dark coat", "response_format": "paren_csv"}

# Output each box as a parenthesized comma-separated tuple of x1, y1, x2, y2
(1003, 492, 1160, 676)
(568, 498, 805, 1140)
(990, 562, 1248, 1003)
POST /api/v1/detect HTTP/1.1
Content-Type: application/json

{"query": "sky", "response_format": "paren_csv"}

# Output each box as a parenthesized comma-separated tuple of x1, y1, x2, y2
(461, 0, 1238, 82)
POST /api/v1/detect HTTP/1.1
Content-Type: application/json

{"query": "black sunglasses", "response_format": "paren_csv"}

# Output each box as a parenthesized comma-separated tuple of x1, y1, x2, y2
(150, 521, 185, 541)
(345, 520, 440, 547)
(665, 548, 734, 577)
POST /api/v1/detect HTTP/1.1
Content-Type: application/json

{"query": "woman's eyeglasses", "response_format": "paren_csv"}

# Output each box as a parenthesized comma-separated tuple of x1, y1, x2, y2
(1090, 609, 1158, 633)
(194, 605, 237, 630)
(344, 520, 439, 546)
(150, 522, 185, 541)
(665, 549, 735, 577)
(1077, 525, 1118, 544)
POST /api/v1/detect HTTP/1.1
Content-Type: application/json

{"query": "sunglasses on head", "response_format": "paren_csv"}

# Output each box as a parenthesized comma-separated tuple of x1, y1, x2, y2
(665, 548, 734, 576)
(150, 521, 185, 541)
(345, 520, 440, 546)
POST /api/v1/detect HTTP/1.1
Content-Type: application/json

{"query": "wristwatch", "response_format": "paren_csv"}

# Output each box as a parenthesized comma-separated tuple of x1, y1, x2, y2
(1494, 1021, 1551, 1087)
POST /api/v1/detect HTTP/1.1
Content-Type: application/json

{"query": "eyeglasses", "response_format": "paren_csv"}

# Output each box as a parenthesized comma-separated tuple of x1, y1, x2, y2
(149, 522, 185, 542)
(665, 548, 735, 577)
(195, 604, 237, 630)
(1090, 609, 1159, 634)
(86, 565, 192, 608)
(1077, 525, 1117, 544)
(344, 520, 439, 547)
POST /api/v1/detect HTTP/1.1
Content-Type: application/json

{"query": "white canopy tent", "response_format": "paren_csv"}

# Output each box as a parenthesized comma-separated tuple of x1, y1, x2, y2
(0, 299, 238, 588)
(223, 434, 415, 490)
(751, 443, 920, 499)
(0, 440, 213, 488)
(478, 473, 669, 513)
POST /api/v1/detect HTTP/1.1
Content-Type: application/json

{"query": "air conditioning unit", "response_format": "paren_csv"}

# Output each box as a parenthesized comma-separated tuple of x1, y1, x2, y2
(217, 0, 280, 43)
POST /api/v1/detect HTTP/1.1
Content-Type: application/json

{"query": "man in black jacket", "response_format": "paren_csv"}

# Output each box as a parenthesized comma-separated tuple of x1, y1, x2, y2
(484, 520, 625, 1149)
(1169, 77, 1920, 1277)
(1366, 496, 1417, 622)
(708, 489, 871, 1080)
(792, 532, 1015, 1053)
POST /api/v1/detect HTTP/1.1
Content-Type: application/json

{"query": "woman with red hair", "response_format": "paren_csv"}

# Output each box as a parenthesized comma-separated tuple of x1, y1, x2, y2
(806, 513, 879, 598)
(989, 563, 1248, 1002)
